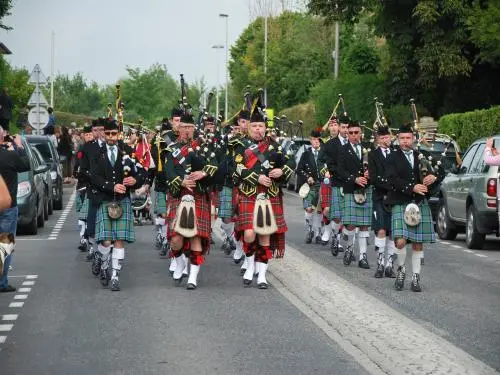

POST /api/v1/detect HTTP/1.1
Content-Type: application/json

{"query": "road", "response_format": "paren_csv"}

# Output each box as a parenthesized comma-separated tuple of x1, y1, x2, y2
(0, 185, 499, 375)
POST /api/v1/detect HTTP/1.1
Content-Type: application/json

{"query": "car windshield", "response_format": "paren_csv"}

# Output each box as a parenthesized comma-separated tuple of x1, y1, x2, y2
(31, 143, 53, 161)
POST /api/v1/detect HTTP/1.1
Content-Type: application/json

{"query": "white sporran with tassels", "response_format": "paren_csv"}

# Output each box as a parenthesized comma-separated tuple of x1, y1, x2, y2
(173, 194, 197, 238)
(253, 193, 278, 235)
(403, 203, 421, 227)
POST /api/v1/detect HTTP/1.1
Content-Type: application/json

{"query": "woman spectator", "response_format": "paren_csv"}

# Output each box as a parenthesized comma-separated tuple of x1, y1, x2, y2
(484, 137, 500, 166)
(58, 126, 74, 183)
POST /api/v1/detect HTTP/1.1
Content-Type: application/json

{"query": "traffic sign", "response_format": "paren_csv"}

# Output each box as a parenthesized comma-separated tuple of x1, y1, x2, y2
(28, 87, 49, 107)
(28, 64, 47, 85)
(28, 106, 49, 128)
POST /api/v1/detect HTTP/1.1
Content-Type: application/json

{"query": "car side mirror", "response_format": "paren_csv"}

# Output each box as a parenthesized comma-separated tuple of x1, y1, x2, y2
(35, 165, 49, 174)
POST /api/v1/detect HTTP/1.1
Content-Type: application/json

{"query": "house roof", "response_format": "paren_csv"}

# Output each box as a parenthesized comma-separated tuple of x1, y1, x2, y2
(0, 42, 12, 54)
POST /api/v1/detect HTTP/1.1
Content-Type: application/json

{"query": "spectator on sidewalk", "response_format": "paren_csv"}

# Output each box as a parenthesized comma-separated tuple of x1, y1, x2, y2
(0, 126, 31, 293)
(58, 126, 73, 183)
(484, 137, 500, 166)
(0, 87, 13, 134)
(44, 107, 57, 147)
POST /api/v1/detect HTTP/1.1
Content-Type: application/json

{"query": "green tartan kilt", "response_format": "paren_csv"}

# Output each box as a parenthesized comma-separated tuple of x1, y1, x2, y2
(391, 202, 436, 243)
(342, 188, 373, 227)
(77, 197, 89, 221)
(303, 184, 320, 209)
(218, 186, 233, 219)
(328, 187, 344, 221)
(75, 191, 85, 213)
(96, 198, 135, 243)
(154, 191, 168, 215)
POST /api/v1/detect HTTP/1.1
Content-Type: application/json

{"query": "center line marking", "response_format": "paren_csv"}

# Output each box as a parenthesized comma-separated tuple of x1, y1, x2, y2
(14, 295, 28, 300)
(22, 281, 35, 286)
(1, 315, 18, 321)
(9, 302, 24, 308)
(47, 190, 76, 240)
(0, 324, 14, 332)
(18, 288, 31, 293)
(464, 249, 474, 253)
(475, 254, 488, 258)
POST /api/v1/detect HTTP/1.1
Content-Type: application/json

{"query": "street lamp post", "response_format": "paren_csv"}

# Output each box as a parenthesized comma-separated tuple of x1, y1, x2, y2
(219, 13, 229, 121)
(212, 45, 224, 118)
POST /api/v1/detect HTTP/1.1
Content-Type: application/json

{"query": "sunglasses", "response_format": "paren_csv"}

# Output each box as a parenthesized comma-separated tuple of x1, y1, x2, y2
(348, 131, 360, 135)
(104, 131, 119, 136)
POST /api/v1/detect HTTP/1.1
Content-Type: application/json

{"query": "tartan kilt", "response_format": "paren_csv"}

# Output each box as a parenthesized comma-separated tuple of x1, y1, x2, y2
(77, 197, 89, 221)
(320, 183, 332, 211)
(391, 202, 436, 243)
(210, 190, 219, 209)
(328, 187, 344, 221)
(218, 186, 233, 219)
(372, 199, 391, 234)
(154, 191, 168, 215)
(342, 188, 373, 227)
(303, 184, 320, 210)
(95, 198, 135, 243)
(167, 190, 212, 240)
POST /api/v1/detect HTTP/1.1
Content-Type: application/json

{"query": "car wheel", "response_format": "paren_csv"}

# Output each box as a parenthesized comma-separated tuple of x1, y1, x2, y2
(54, 197, 63, 210)
(24, 209, 38, 235)
(37, 199, 45, 228)
(465, 205, 485, 249)
(436, 200, 458, 240)
(48, 196, 54, 215)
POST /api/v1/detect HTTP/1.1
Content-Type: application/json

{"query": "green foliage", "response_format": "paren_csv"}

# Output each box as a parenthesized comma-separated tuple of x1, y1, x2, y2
(467, 1, 500, 66)
(53, 111, 94, 127)
(311, 73, 385, 124)
(343, 42, 380, 75)
(1, 64, 32, 127)
(279, 101, 316, 134)
(0, 0, 13, 30)
(438, 106, 500, 149)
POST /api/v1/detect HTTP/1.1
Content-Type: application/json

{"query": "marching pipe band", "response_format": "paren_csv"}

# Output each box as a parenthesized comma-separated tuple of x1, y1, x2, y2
(71, 76, 457, 294)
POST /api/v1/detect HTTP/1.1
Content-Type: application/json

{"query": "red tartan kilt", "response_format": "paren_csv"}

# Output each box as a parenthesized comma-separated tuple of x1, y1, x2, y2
(235, 191, 287, 234)
(168, 189, 211, 239)
(320, 183, 332, 210)
(210, 190, 219, 209)
(232, 187, 239, 209)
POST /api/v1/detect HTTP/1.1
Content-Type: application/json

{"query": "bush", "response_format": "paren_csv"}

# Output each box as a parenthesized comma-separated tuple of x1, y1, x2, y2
(438, 106, 500, 149)
(279, 101, 317, 136)
(53, 111, 94, 127)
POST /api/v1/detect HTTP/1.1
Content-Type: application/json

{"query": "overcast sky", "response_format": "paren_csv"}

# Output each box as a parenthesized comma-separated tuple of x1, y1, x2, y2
(1, 0, 256, 88)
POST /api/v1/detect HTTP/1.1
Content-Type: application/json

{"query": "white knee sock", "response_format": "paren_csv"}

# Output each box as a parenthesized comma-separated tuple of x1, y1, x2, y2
(331, 220, 341, 235)
(304, 212, 313, 230)
(342, 227, 355, 247)
(221, 221, 234, 238)
(257, 262, 268, 285)
(321, 222, 332, 242)
(111, 247, 125, 278)
(78, 220, 86, 237)
(169, 256, 177, 273)
(386, 238, 397, 267)
(187, 264, 200, 286)
(412, 250, 423, 274)
(233, 240, 244, 260)
(375, 237, 386, 265)
(312, 213, 322, 237)
(396, 245, 407, 267)
(358, 230, 370, 260)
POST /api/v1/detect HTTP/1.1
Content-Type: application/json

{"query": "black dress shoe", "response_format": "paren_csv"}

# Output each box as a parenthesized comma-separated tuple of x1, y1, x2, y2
(343, 247, 353, 266)
(111, 278, 120, 291)
(169, 270, 174, 276)
(240, 267, 247, 276)
(234, 255, 244, 265)
(338, 245, 345, 253)
(92, 255, 102, 276)
(395, 266, 406, 291)
(85, 252, 94, 262)
(243, 278, 252, 287)
(411, 273, 422, 292)
(0, 285, 16, 293)
(100, 269, 110, 287)
(305, 230, 313, 244)
(258, 282, 268, 289)
(358, 255, 370, 269)
(315, 235, 322, 244)
(78, 239, 87, 252)
(350, 252, 356, 262)
(186, 283, 197, 290)
(374, 264, 384, 278)
(385, 266, 396, 278)
(331, 237, 339, 256)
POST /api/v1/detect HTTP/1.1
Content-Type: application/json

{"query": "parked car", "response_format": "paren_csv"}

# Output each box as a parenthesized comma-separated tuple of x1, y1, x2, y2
(17, 142, 49, 235)
(25, 135, 64, 210)
(281, 137, 311, 192)
(436, 135, 500, 249)
(31, 146, 54, 220)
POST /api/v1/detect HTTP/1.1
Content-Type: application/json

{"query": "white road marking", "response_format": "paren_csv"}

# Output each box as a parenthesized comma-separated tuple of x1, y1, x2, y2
(440, 241, 450, 245)
(0, 324, 14, 332)
(0, 336, 6, 344)
(268, 244, 497, 374)
(47, 190, 76, 239)
(22, 281, 35, 286)
(26, 275, 38, 279)
(8, 302, 24, 308)
(13, 295, 28, 300)
(464, 249, 475, 253)
(475, 254, 488, 258)
(452, 245, 462, 249)
(18, 288, 31, 293)
(1, 315, 18, 321)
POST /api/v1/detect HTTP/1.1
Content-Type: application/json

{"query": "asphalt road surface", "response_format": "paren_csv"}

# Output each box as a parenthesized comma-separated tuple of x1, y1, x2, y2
(0, 185, 498, 375)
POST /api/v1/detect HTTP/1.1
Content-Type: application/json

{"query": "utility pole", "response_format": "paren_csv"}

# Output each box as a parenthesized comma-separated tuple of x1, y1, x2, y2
(50, 31, 55, 107)
(219, 13, 229, 120)
(264, 7, 268, 106)
(334, 21, 339, 80)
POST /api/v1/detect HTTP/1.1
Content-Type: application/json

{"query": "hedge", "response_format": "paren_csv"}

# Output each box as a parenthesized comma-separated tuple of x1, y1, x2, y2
(438, 106, 500, 149)
(278, 101, 317, 136)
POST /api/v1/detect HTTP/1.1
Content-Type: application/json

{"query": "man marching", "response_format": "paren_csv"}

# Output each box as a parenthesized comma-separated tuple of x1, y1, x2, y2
(386, 124, 441, 292)
(368, 126, 397, 278)
(319, 115, 350, 256)
(233, 103, 295, 289)
(164, 112, 219, 290)
(296, 129, 327, 244)
(90, 118, 145, 291)
(337, 120, 373, 269)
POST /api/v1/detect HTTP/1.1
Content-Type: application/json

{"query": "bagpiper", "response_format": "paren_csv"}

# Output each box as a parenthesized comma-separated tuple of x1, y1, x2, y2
(73, 123, 94, 252)
(232, 96, 295, 289)
(337, 120, 373, 269)
(318, 115, 350, 256)
(385, 123, 442, 292)
(164, 112, 219, 290)
(368, 126, 397, 278)
(89, 118, 146, 291)
(296, 129, 328, 244)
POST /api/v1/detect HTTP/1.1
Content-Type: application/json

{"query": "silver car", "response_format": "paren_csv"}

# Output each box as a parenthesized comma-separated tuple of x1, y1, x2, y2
(437, 135, 500, 249)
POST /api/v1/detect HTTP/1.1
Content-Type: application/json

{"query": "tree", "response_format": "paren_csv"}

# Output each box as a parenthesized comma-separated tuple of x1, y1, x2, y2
(0, 0, 13, 30)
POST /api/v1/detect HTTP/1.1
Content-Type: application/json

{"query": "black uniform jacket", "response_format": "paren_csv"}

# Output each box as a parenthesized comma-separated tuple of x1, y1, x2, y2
(89, 143, 146, 204)
(318, 136, 343, 187)
(296, 147, 325, 187)
(81, 139, 105, 202)
(337, 142, 370, 194)
(368, 147, 393, 201)
(385, 148, 441, 205)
